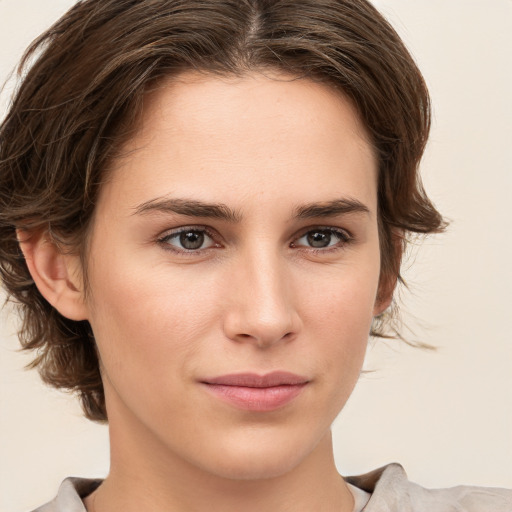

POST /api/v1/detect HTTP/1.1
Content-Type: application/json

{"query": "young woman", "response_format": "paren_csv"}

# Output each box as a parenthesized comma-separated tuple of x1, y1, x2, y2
(0, 1, 510, 511)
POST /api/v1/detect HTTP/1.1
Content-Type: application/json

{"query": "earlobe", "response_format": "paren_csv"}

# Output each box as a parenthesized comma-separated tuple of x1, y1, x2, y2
(17, 229, 88, 321)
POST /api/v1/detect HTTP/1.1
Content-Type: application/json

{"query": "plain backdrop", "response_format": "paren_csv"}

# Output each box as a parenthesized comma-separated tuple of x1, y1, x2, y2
(1, 1, 511, 510)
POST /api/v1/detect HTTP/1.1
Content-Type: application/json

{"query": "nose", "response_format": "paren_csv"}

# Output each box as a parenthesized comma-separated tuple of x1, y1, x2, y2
(222, 247, 301, 348)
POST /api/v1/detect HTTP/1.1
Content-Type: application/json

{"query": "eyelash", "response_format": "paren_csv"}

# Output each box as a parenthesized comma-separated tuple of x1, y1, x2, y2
(157, 226, 220, 255)
(291, 227, 352, 254)
(157, 226, 353, 256)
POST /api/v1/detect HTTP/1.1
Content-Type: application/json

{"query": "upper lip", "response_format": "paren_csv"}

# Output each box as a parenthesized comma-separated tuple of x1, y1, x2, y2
(202, 371, 309, 388)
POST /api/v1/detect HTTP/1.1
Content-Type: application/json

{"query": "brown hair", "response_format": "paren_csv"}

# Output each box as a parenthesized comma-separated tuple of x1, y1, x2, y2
(0, 0, 445, 422)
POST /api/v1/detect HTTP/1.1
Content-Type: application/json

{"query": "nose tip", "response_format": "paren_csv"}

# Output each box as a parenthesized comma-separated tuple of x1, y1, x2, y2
(225, 309, 298, 348)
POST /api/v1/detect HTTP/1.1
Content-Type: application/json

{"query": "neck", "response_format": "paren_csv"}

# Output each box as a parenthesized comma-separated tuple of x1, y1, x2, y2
(85, 414, 354, 512)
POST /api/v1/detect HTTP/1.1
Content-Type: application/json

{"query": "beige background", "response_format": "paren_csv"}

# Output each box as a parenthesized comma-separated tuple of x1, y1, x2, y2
(1, 0, 511, 510)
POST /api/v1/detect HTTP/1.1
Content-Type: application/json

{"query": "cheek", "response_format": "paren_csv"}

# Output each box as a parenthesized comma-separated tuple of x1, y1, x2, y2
(299, 258, 380, 335)
(85, 265, 226, 434)
(296, 260, 380, 383)
(86, 257, 224, 383)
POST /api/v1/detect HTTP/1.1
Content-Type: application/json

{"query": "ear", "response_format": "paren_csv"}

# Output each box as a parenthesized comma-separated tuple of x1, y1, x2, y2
(373, 277, 395, 316)
(373, 229, 403, 316)
(17, 229, 88, 321)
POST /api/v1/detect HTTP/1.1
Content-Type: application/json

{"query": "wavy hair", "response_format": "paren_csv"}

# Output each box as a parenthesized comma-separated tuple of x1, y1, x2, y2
(0, 0, 445, 421)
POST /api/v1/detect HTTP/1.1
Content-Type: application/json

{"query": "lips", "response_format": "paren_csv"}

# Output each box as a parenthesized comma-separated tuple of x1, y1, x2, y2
(200, 372, 309, 412)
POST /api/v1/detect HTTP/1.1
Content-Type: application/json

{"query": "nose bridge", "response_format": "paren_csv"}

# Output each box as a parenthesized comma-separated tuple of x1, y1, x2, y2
(223, 239, 298, 347)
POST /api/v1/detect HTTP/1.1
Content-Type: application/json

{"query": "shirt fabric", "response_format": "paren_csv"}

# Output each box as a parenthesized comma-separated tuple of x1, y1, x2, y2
(347, 482, 371, 511)
(30, 463, 512, 512)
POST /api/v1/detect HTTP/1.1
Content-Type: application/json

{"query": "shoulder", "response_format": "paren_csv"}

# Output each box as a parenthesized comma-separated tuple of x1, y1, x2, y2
(345, 463, 512, 512)
(30, 477, 102, 512)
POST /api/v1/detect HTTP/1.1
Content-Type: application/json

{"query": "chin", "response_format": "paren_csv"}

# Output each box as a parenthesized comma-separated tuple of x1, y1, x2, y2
(204, 451, 305, 481)
(192, 426, 330, 481)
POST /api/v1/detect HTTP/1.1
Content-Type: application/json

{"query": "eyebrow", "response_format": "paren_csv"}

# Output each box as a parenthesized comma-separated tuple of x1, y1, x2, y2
(293, 199, 370, 219)
(133, 197, 370, 222)
(133, 197, 242, 222)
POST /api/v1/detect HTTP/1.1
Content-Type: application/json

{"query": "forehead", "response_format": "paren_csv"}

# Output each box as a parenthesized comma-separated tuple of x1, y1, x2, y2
(135, 70, 374, 158)
(102, 70, 377, 216)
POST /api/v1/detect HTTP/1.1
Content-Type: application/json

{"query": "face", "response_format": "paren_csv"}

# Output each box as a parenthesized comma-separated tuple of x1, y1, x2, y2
(82, 71, 385, 480)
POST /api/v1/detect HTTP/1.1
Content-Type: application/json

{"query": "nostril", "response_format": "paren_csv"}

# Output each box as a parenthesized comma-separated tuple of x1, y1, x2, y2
(223, 300, 300, 347)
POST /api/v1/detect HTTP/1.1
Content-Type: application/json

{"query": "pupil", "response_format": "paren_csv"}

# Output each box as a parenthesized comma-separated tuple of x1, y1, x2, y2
(307, 231, 331, 248)
(180, 231, 204, 250)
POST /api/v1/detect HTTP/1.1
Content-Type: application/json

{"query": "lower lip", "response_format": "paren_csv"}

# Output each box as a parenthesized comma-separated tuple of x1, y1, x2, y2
(202, 383, 307, 412)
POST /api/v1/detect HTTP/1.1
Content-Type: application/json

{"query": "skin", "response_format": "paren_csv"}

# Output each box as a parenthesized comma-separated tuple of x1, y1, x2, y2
(23, 71, 392, 511)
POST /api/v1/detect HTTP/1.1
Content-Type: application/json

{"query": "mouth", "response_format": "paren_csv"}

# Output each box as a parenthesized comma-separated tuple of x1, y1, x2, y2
(200, 371, 309, 412)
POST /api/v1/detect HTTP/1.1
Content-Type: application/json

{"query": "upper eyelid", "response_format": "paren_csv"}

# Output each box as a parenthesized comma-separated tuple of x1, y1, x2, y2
(292, 225, 352, 241)
(156, 225, 353, 250)
(290, 228, 353, 254)
(158, 224, 351, 236)
(158, 225, 218, 239)
(157, 225, 220, 249)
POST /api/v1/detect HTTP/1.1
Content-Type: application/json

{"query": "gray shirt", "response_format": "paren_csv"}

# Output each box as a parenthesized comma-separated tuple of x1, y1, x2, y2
(31, 463, 512, 512)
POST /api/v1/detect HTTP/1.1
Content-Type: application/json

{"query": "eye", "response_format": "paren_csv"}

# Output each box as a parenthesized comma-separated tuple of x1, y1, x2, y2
(292, 228, 350, 250)
(158, 228, 218, 252)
